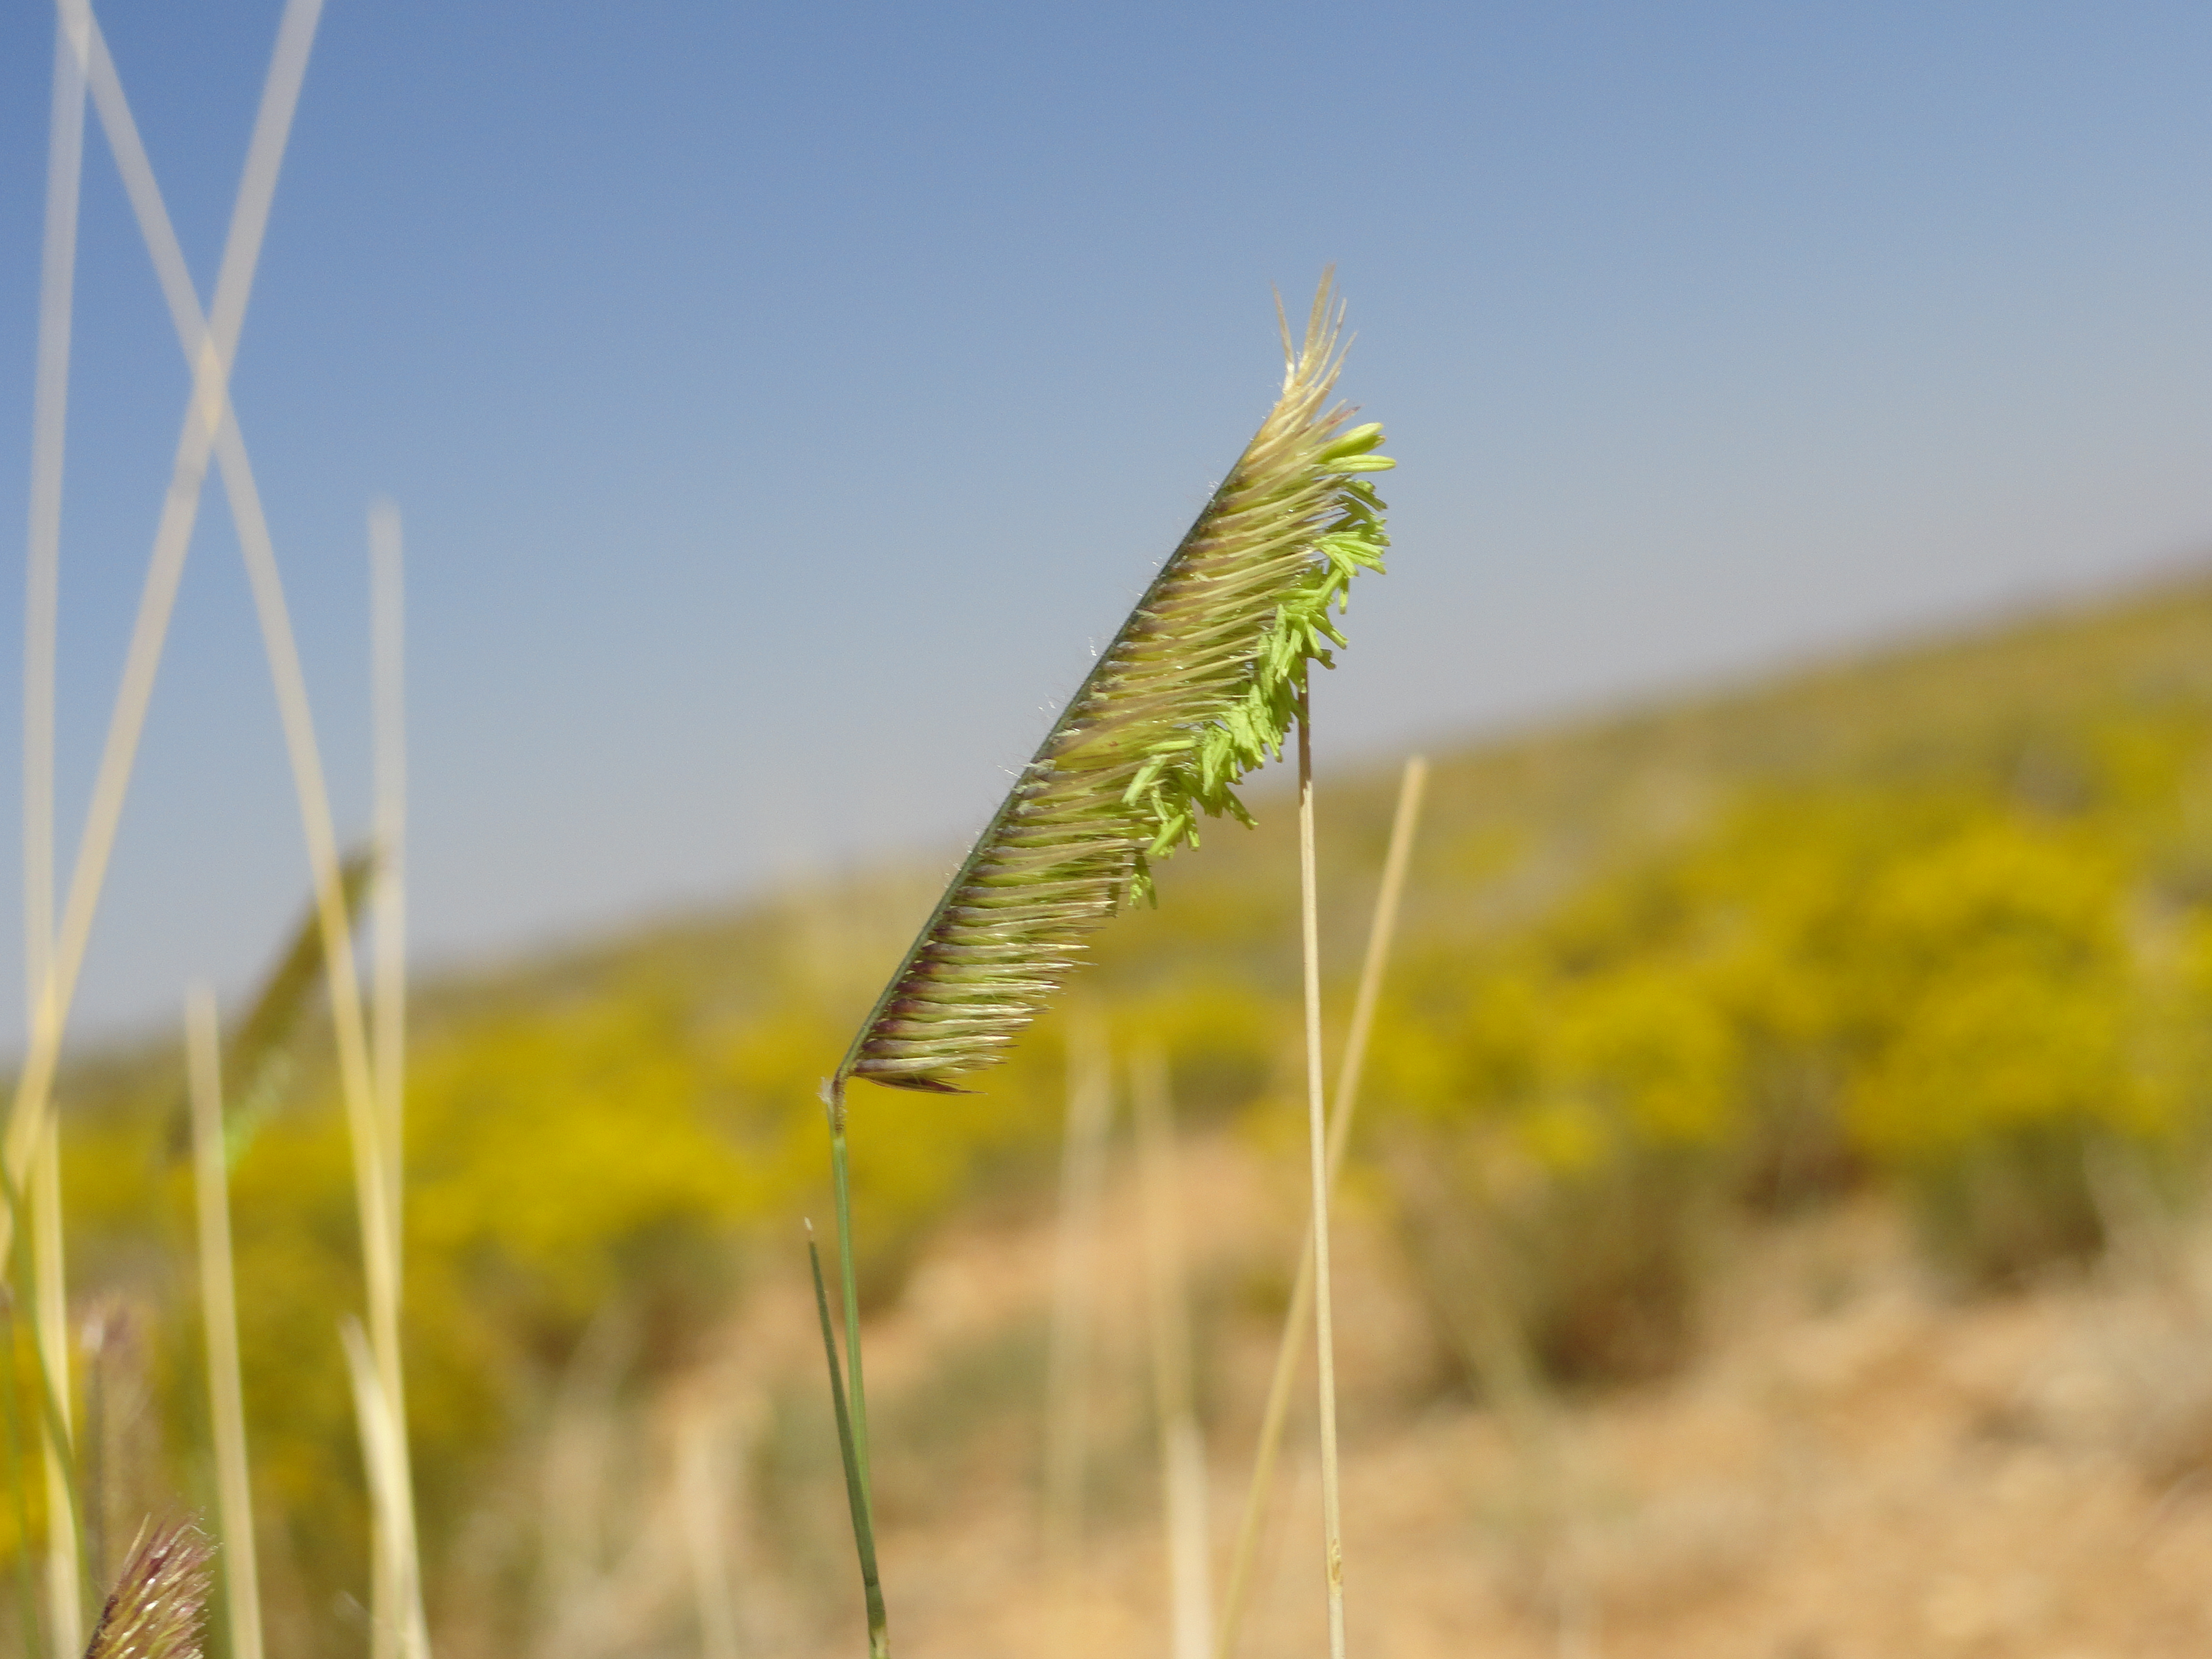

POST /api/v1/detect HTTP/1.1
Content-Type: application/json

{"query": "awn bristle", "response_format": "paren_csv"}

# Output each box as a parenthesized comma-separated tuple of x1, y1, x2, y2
(82, 1520, 213, 1659)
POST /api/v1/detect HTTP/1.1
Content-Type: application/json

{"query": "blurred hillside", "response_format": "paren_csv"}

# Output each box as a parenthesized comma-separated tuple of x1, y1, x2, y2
(23, 565, 2212, 1656)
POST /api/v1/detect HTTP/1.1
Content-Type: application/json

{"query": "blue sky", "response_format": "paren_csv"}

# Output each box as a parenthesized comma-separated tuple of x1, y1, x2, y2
(5, 0, 2212, 1044)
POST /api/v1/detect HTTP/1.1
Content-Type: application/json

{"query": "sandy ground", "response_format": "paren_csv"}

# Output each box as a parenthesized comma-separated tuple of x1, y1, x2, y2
(510, 1133, 2212, 1659)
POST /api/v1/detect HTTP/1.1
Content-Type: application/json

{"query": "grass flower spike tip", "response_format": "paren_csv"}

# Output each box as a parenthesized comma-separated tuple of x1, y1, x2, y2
(83, 1520, 215, 1659)
(837, 276, 1393, 1096)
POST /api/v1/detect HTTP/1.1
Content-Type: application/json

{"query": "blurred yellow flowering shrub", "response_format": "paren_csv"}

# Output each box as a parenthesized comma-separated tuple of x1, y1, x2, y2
(23, 604, 2212, 1618)
(1379, 711, 2212, 1371)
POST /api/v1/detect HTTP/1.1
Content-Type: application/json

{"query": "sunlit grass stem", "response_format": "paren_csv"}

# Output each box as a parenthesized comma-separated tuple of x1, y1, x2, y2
(34, 1129, 81, 1659)
(339, 1321, 429, 1659)
(223, 244, 422, 1659)
(44, 40, 413, 1622)
(1296, 694, 1349, 1659)
(371, 501, 407, 1255)
(1216, 754, 1426, 1659)
(80, 13, 421, 1636)
(24, 0, 86, 1136)
(19, 16, 411, 1656)
(187, 986, 264, 1659)
(22, 16, 83, 1652)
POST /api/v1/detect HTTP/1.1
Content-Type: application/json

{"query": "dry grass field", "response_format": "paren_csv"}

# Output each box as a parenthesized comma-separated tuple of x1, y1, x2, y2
(27, 572, 2212, 1657)
(484, 1126, 2212, 1659)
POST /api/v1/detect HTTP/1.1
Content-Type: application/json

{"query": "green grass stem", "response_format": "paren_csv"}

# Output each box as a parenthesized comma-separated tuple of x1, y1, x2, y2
(827, 1101, 874, 1511)
(808, 1229, 889, 1659)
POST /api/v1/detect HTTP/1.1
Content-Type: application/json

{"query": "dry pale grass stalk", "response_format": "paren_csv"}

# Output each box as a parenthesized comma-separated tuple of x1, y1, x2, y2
(60, 15, 425, 1648)
(341, 1321, 431, 1659)
(33, 1131, 80, 1659)
(82, 1519, 213, 1659)
(23, 28, 85, 1649)
(1134, 1046, 1213, 1659)
(1043, 1008, 1115, 1587)
(201, 151, 422, 1659)
(186, 986, 264, 1659)
(24, 0, 86, 1057)
(1, 0, 319, 1275)
(1295, 700, 1348, 1659)
(371, 501, 409, 1250)
(23, 25, 87, 1645)
(1216, 755, 1427, 1659)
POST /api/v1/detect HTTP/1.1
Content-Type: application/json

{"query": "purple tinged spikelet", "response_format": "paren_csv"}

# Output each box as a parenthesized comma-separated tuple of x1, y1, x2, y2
(81, 1519, 215, 1659)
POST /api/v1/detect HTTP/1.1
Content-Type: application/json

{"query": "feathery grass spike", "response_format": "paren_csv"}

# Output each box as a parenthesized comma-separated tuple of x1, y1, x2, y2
(82, 1519, 214, 1659)
(226, 849, 374, 1107)
(836, 276, 1392, 1095)
(164, 850, 374, 1166)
